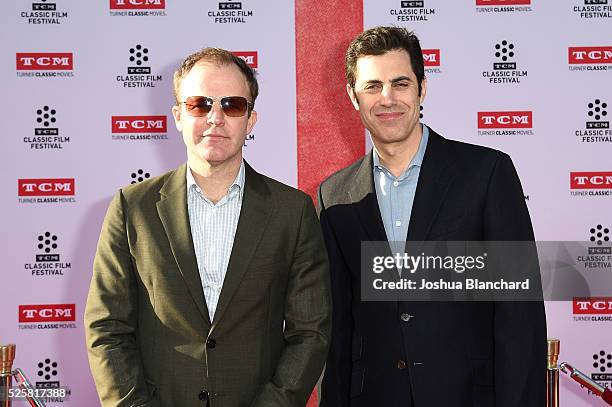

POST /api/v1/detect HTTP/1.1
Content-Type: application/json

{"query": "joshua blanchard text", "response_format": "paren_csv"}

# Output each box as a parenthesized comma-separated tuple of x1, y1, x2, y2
(373, 278, 530, 290)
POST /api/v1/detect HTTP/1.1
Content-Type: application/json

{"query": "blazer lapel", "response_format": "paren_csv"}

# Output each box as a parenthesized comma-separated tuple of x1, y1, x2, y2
(211, 163, 273, 329)
(156, 163, 211, 326)
(407, 128, 458, 242)
(348, 152, 388, 242)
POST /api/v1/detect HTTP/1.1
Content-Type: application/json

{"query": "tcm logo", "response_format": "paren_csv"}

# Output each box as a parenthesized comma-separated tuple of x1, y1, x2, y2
(422, 49, 440, 67)
(112, 116, 167, 133)
(476, 0, 530, 4)
(32, 3, 56, 11)
(220, 2, 242, 10)
(19, 304, 75, 323)
(478, 111, 532, 129)
(109, 0, 165, 9)
(569, 47, 612, 64)
(570, 172, 612, 189)
(18, 179, 75, 196)
(401, 1, 424, 7)
(16, 53, 73, 70)
(232, 52, 258, 69)
(573, 298, 612, 314)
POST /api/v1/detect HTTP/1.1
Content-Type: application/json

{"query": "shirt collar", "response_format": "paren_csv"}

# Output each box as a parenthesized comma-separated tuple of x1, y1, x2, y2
(373, 124, 429, 179)
(186, 160, 246, 195)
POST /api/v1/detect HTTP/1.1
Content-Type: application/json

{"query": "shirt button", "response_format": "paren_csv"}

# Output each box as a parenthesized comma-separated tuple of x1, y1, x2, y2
(206, 338, 216, 349)
(400, 313, 413, 322)
(395, 220, 402, 227)
(397, 360, 407, 370)
(393, 181, 399, 187)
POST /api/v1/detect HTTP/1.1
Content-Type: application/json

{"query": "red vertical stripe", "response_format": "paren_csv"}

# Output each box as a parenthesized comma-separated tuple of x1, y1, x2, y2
(295, 4, 364, 406)
(295, 2, 363, 406)
(295, 0, 365, 203)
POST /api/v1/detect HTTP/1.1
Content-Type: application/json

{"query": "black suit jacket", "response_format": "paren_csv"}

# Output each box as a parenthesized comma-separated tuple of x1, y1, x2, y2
(318, 128, 546, 407)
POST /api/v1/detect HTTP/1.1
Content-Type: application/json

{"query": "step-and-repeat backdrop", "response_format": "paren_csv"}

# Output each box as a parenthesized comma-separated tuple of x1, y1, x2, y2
(1, 1, 611, 405)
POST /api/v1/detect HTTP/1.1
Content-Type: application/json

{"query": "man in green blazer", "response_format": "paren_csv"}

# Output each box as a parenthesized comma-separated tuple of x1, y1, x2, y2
(84, 48, 331, 407)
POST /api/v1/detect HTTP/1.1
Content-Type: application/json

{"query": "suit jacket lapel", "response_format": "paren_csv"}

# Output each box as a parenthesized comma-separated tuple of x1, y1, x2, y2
(157, 163, 211, 326)
(348, 152, 388, 242)
(211, 163, 273, 329)
(407, 128, 457, 242)
(348, 153, 402, 286)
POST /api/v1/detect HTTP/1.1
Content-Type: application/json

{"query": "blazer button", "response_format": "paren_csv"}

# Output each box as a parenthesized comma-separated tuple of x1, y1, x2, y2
(397, 359, 407, 370)
(400, 313, 413, 322)
(198, 389, 209, 401)
(206, 338, 217, 349)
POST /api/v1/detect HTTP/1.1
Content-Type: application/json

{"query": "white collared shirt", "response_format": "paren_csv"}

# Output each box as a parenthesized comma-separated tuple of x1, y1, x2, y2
(186, 161, 245, 321)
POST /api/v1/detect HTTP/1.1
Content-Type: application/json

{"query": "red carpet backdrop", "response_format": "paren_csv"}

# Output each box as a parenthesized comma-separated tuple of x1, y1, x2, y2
(1, 0, 611, 405)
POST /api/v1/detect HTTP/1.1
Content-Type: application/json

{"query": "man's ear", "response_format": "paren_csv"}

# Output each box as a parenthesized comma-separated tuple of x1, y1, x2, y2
(171, 104, 182, 132)
(246, 110, 257, 135)
(346, 84, 360, 111)
(419, 77, 427, 104)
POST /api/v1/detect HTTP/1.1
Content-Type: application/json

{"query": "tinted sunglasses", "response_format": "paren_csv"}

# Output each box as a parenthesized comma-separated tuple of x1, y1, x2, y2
(181, 96, 253, 117)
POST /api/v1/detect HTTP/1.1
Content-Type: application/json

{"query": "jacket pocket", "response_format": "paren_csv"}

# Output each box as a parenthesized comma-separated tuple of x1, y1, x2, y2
(428, 217, 466, 240)
(351, 333, 362, 362)
(349, 366, 365, 398)
(144, 378, 157, 398)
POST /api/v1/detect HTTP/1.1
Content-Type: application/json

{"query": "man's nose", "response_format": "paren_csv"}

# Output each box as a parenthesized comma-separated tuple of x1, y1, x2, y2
(206, 101, 225, 126)
(379, 85, 395, 106)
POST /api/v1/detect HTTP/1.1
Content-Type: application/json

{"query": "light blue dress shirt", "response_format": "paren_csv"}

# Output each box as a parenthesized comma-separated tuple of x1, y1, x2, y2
(186, 161, 245, 322)
(373, 125, 429, 253)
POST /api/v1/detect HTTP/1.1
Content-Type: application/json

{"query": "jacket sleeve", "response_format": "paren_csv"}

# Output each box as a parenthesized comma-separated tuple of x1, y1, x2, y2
(250, 195, 332, 407)
(318, 187, 354, 407)
(483, 153, 547, 407)
(84, 191, 160, 407)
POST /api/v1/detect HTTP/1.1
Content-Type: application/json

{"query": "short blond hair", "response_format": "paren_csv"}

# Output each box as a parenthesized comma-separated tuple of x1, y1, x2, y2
(172, 47, 258, 108)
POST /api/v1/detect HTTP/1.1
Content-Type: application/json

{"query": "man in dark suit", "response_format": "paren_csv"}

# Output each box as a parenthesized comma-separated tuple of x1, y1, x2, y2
(85, 48, 331, 407)
(318, 26, 546, 407)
